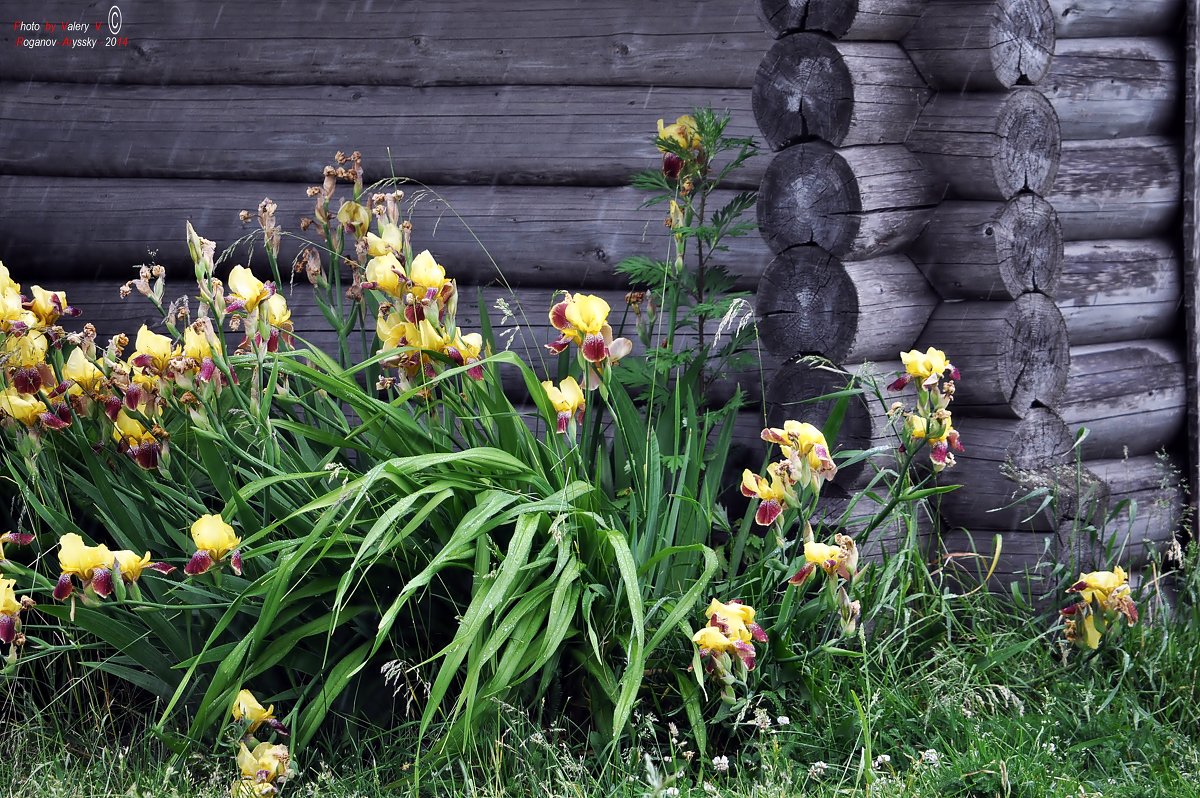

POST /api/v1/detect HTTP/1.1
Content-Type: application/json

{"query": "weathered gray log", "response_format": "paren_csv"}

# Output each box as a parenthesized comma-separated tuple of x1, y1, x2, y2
(755, 247, 936, 363)
(1039, 38, 1179, 140)
(758, 0, 930, 40)
(1059, 339, 1187, 458)
(902, 0, 1056, 91)
(1048, 0, 1184, 38)
(757, 143, 942, 259)
(909, 196, 1063, 300)
(0, 177, 768, 289)
(0, 83, 760, 188)
(765, 359, 914, 491)
(936, 409, 1078, 533)
(1055, 240, 1182, 346)
(1048, 137, 1183, 240)
(0, 1, 764, 88)
(1088, 455, 1186, 567)
(906, 90, 1061, 200)
(917, 294, 1070, 416)
(752, 35, 930, 149)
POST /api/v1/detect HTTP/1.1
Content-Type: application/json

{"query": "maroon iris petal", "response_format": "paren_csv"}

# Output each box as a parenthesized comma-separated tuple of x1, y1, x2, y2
(264, 718, 290, 736)
(444, 346, 464, 366)
(103, 397, 122, 421)
(199, 358, 216, 382)
(786, 563, 815, 587)
(929, 442, 949, 465)
(754, 499, 782, 527)
(266, 332, 280, 353)
(748, 622, 768, 643)
(90, 568, 114, 599)
(662, 153, 683, 180)
(52, 574, 75, 601)
(148, 562, 177, 575)
(732, 640, 757, 670)
(1059, 604, 1078, 616)
(0, 615, 14, 645)
(133, 442, 161, 470)
(37, 411, 69, 430)
(184, 550, 214, 577)
(549, 301, 571, 332)
(556, 411, 571, 434)
(225, 299, 247, 314)
(6, 534, 34, 546)
(467, 363, 484, 381)
(887, 374, 910, 392)
(544, 336, 571, 355)
(230, 549, 243, 576)
(130, 353, 155, 369)
(12, 367, 42, 394)
(581, 334, 607, 364)
(124, 385, 143, 410)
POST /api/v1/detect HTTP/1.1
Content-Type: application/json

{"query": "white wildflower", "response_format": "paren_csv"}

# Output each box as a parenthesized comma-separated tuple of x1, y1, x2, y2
(711, 755, 730, 773)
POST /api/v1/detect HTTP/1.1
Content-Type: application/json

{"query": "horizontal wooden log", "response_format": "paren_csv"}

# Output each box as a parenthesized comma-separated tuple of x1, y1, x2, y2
(0, 177, 767, 290)
(910, 196, 1063, 300)
(903, 0, 1057, 90)
(1039, 38, 1179, 140)
(1059, 339, 1187, 458)
(755, 247, 937, 362)
(0, 1, 764, 88)
(765, 359, 915, 491)
(1048, 138, 1183, 240)
(1048, 0, 1184, 38)
(917, 294, 1070, 416)
(757, 143, 942, 259)
(0, 83, 761, 188)
(906, 90, 1061, 200)
(1088, 455, 1186, 567)
(936, 409, 1078, 532)
(1055, 240, 1182, 346)
(758, 0, 929, 40)
(753, 35, 930, 149)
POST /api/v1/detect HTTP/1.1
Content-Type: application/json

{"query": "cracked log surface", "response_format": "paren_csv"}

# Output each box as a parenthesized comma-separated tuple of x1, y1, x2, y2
(757, 142, 942, 259)
(903, 0, 1056, 90)
(906, 89, 1061, 200)
(753, 34, 929, 149)
(755, 247, 936, 362)
(916, 293, 1070, 417)
(910, 195, 1063, 300)
(758, 0, 930, 40)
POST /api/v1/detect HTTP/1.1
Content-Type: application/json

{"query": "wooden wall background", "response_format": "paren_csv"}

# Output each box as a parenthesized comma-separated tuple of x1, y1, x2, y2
(0, 0, 1192, 584)
(753, 0, 1190, 591)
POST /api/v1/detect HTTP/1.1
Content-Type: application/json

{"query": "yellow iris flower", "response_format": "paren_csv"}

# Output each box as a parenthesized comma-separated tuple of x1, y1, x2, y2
(63, 348, 105, 395)
(657, 115, 701, 151)
(336, 200, 370, 237)
(542, 376, 585, 434)
(186, 514, 243, 577)
(131, 325, 180, 374)
(408, 250, 449, 298)
(227, 266, 272, 313)
(0, 388, 48, 427)
(367, 220, 404, 258)
(27, 286, 74, 326)
(563, 294, 610, 337)
(54, 532, 117, 600)
(232, 689, 287, 735)
(366, 254, 406, 298)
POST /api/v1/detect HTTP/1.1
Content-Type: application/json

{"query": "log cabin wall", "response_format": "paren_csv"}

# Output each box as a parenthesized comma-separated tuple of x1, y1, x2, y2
(753, 0, 1189, 590)
(0, 1, 1190, 581)
(0, 3, 775, 443)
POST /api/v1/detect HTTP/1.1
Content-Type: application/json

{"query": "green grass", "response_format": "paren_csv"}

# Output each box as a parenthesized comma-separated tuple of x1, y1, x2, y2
(5, 544, 1199, 798)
